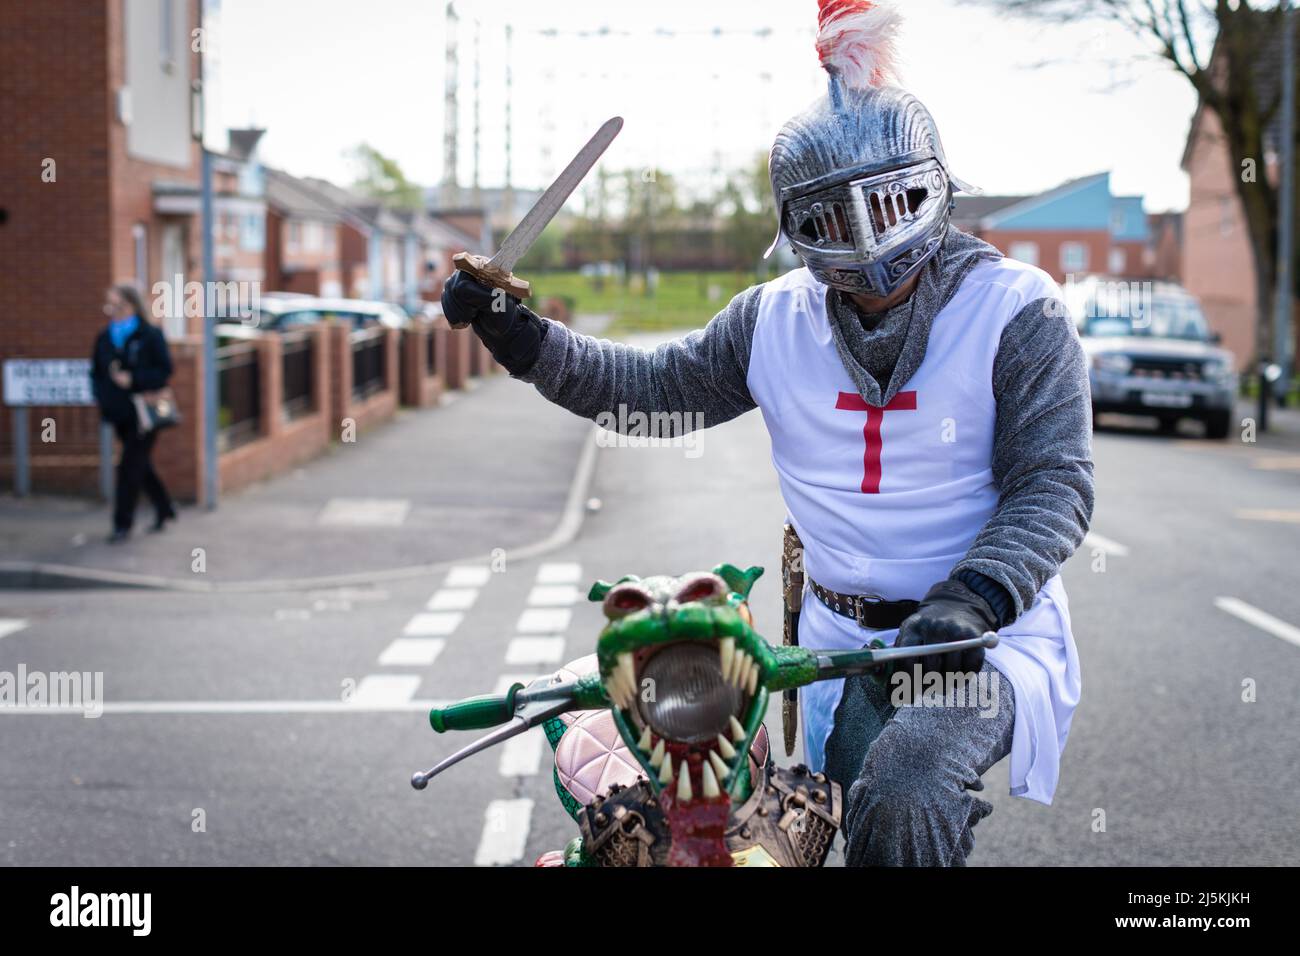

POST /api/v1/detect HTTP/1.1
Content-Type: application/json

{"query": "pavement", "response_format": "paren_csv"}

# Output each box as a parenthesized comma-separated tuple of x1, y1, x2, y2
(0, 376, 595, 590)
(1, 334, 1298, 866)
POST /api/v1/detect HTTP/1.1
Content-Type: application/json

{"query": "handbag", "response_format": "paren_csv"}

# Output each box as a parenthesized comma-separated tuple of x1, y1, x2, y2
(133, 387, 181, 436)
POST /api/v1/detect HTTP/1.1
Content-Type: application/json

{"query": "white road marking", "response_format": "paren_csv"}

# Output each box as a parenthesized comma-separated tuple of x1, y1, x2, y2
(0, 619, 30, 641)
(1214, 597, 1300, 649)
(0, 699, 450, 715)
(526, 584, 580, 607)
(505, 637, 566, 666)
(444, 565, 491, 588)
(536, 562, 582, 584)
(474, 798, 534, 866)
(1083, 532, 1129, 557)
(378, 638, 447, 667)
(498, 728, 546, 777)
(1234, 509, 1300, 525)
(426, 588, 479, 611)
(316, 498, 411, 527)
(517, 608, 571, 634)
(402, 612, 464, 636)
(351, 675, 421, 706)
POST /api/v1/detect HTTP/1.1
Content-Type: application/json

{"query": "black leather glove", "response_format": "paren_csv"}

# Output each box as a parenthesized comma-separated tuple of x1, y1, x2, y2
(440, 271, 548, 376)
(895, 576, 1007, 676)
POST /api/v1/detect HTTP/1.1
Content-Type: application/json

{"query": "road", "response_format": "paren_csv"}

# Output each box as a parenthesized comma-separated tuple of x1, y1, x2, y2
(1, 379, 1298, 866)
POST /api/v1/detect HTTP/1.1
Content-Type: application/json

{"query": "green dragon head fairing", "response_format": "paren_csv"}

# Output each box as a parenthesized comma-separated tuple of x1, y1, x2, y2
(588, 563, 778, 804)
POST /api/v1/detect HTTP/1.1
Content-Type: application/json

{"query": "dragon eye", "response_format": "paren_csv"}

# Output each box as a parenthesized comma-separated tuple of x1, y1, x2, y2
(603, 584, 652, 619)
(674, 574, 726, 605)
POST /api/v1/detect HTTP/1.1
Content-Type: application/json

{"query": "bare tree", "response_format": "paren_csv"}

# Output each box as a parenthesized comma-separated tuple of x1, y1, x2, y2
(983, 1, 1295, 376)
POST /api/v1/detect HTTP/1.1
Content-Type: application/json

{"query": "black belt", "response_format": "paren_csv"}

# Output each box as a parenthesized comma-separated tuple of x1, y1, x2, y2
(809, 579, 919, 630)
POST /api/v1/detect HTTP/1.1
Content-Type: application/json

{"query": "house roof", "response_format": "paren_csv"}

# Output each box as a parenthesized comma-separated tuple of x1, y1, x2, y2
(264, 168, 342, 221)
(226, 128, 266, 162)
(980, 173, 1112, 231)
(951, 195, 1023, 230)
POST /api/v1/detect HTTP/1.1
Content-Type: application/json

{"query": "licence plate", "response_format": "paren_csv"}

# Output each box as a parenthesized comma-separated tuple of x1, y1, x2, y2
(1140, 391, 1193, 409)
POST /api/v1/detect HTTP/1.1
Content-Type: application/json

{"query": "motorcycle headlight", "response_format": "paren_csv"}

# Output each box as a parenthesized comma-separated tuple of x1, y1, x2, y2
(1093, 353, 1132, 375)
(636, 642, 743, 745)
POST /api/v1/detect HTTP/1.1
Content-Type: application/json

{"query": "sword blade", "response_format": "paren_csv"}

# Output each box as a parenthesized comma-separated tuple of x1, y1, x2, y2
(488, 116, 623, 274)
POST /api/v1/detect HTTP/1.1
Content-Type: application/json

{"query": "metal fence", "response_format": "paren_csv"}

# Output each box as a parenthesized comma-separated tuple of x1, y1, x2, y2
(217, 341, 261, 451)
(281, 332, 315, 421)
(351, 327, 386, 401)
(425, 325, 437, 375)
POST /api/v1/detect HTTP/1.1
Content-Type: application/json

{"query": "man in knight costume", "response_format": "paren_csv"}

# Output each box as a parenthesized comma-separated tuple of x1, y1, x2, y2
(442, 0, 1092, 866)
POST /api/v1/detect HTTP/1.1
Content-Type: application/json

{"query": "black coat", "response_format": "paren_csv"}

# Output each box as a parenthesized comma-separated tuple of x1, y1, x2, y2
(91, 319, 174, 427)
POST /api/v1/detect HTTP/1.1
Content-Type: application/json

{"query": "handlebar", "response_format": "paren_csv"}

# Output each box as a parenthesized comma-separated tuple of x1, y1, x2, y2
(428, 683, 524, 733)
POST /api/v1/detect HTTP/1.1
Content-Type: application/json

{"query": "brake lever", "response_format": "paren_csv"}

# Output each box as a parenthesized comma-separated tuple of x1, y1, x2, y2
(410, 694, 574, 790)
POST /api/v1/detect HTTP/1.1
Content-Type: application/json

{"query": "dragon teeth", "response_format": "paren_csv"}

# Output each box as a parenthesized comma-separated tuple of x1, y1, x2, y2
(716, 733, 737, 760)
(658, 753, 673, 785)
(676, 762, 693, 801)
(649, 738, 666, 769)
(701, 761, 721, 799)
(637, 725, 653, 751)
(730, 650, 749, 686)
(707, 748, 731, 781)
(729, 715, 746, 743)
(719, 638, 734, 683)
(746, 659, 759, 696)
(618, 653, 636, 701)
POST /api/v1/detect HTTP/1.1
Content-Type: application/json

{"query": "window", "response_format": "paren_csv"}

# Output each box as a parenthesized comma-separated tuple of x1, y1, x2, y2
(240, 213, 264, 252)
(1060, 242, 1088, 273)
(1108, 248, 1127, 274)
(304, 222, 322, 252)
(132, 223, 148, 287)
(288, 221, 302, 251)
(1008, 241, 1039, 266)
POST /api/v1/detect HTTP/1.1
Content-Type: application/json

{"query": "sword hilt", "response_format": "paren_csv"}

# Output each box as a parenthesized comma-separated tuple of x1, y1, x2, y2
(450, 253, 531, 328)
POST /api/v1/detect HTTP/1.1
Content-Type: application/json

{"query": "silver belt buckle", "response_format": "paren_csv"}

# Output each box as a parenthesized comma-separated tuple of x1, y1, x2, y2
(853, 593, 885, 628)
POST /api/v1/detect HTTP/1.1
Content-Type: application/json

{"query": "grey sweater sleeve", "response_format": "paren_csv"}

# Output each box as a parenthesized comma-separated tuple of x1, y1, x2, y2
(951, 298, 1096, 617)
(516, 285, 763, 434)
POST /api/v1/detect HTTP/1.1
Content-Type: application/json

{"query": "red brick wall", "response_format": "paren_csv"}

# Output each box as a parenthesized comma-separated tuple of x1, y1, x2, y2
(0, 0, 202, 493)
(1183, 107, 1259, 370)
(980, 229, 1110, 284)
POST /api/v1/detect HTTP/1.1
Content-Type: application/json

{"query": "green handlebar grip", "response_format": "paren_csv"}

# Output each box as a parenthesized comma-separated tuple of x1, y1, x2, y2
(429, 683, 523, 733)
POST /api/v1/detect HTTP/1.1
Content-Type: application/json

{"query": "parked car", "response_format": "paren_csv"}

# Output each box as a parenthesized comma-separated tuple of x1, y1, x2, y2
(306, 298, 411, 331)
(245, 296, 326, 332)
(1068, 276, 1238, 439)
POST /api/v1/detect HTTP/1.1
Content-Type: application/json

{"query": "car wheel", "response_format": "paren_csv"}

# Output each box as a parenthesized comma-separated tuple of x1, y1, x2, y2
(1205, 410, 1231, 440)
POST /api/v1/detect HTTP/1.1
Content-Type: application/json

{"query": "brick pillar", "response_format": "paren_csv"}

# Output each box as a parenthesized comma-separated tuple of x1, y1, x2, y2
(384, 326, 400, 398)
(445, 325, 472, 390)
(329, 322, 353, 428)
(400, 326, 422, 406)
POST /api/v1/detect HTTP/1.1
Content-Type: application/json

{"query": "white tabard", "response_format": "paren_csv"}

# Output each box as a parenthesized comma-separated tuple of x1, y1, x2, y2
(745, 261, 1082, 804)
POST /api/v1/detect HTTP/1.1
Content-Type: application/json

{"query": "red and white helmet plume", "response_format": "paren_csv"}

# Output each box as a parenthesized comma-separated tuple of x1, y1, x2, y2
(815, 0, 902, 91)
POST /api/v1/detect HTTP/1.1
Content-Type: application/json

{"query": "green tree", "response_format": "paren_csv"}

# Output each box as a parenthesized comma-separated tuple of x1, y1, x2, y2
(346, 143, 423, 210)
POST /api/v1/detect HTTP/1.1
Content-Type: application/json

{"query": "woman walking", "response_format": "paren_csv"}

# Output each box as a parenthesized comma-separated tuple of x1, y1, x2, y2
(90, 283, 177, 543)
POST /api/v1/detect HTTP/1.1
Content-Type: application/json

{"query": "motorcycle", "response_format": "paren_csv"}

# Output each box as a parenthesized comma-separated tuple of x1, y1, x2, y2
(411, 563, 998, 867)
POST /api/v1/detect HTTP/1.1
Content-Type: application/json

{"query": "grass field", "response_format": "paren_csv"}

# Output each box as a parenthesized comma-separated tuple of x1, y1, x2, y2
(528, 270, 776, 334)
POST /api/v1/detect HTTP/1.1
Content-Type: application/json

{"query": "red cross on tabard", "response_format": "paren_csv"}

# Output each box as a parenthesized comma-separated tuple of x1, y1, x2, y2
(834, 390, 918, 493)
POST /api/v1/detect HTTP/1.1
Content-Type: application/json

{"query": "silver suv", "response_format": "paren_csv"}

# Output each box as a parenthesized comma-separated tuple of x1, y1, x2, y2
(1068, 277, 1238, 439)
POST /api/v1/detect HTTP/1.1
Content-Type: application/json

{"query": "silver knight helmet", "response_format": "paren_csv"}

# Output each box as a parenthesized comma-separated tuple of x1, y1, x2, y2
(766, 0, 979, 297)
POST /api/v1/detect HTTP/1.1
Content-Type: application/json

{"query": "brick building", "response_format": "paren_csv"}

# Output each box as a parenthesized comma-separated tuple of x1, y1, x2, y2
(953, 172, 1169, 285)
(0, 0, 203, 493)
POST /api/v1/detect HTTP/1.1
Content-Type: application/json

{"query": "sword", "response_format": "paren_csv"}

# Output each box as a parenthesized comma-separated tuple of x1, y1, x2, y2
(448, 116, 624, 327)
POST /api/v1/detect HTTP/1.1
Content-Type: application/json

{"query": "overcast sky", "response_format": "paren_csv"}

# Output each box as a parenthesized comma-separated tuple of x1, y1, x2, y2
(209, 0, 1202, 213)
